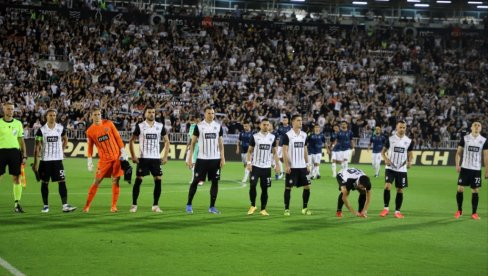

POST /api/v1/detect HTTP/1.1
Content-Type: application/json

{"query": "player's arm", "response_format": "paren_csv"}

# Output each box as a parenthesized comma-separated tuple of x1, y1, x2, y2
(282, 135, 291, 173)
(368, 137, 373, 151)
(406, 142, 414, 169)
(18, 127, 27, 164)
(483, 142, 488, 179)
(340, 186, 356, 215)
(304, 136, 311, 172)
(350, 133, 355, 152)
(110, 121, 127, 160)
(187, 133, 198, 168)
(455, 136, 465, 173)
(87, 134, 94, 172)
(218, 126, 225, 168)
(130, 123, 140, 163)
(362, 190, 372, 215)
(161, 133, 170, 165)
(236, 133, 241, 154)
(382, 138, 391, 166)
(246, 145, 253, 172)
(33, 129, 43, 171)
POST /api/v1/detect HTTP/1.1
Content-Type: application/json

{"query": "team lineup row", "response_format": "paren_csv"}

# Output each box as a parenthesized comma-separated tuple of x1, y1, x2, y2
(1, 103, 487, 219)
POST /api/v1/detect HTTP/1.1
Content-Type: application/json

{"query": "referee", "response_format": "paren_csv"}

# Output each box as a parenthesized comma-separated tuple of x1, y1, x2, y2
(0, 102, 28, 213)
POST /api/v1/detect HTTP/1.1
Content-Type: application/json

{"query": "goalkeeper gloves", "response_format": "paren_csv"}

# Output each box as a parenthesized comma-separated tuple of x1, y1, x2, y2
(87, 157, 93, 172)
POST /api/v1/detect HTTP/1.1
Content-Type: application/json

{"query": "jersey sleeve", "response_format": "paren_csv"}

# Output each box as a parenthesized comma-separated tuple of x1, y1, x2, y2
(305, 135, 309, 146)
(61, 126, 66, 136)
(282, 134, 290, 146)
(133, 124, 141, 136)
(86, 130, 94, 157)
(483, 139, 488, 150)
(384, 137, 390, 149)
(238, 132, 242, 141)
(161, 126, 167, 136)
(458, 137, 465, 147)
(17, 121, 24, 138)
(35, 128, 43, 141)
(272, 136, 278, 147)
(407, 141, 414, 151)
(193, 125, 200, 137)
(219, 126, 223, 137)
(249, 136, 255, 147)
(109, 121, 124, 148)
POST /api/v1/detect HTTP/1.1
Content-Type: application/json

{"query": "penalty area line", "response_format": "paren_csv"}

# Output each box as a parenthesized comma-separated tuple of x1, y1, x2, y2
(0, 256, 25, 276)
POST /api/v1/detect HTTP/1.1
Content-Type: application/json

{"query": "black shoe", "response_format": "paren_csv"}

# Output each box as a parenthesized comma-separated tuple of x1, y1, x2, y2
(317, 175, 321, 179)
(15, 203, 25, 213)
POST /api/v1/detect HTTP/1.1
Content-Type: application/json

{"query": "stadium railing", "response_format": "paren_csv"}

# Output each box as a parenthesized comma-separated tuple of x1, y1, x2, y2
(22, 128, 459, 149)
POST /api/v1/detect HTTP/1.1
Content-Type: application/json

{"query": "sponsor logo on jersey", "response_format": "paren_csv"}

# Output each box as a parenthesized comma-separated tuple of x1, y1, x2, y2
(98, 134, 109, 142)
(205, 133, 217, 139)
(259, 144, 271, 150)
(294, 142, 304, 148)
(467, 146, 480, 152)
(146, 133, 157, 139)
(394, 147, 405, 153)
(46, 136, 59, 142)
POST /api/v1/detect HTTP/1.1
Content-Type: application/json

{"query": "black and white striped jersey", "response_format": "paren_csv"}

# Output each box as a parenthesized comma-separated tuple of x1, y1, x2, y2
(35, 123, 66, 161)
(459, 134, 488, 171)
(193, 121, 223, 160)
(133, 121, 166, 159)
(282, 129, 308, 169)
(384, 134, 413, 172)
(249, 132, 277, 168)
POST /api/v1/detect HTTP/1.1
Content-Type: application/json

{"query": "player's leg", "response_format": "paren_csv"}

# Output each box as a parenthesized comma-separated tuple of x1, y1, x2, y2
(131, 174, 143, 212)
(380, 169, 393, 217)
(186, 160, 205, 213)
(277, 147, 283, 179)
(470, 170, 482, 219)
(6, 151, 23, 212)
(110, 160, 124, 212)
(455, 179, 465, 218)
(259, 173, 271, 215)
(208, 159, 221, 214)
(84, 177, 103, 212)
(193, 145, 203, 186)
(39, 161, 50, 212)
(241, 153, 250, 183)
(248, 168, 258, 214)
(53, 161, 75, 212)
(284, 171, 293, 215)
(301, 169, 312, 215)
(394, 172, 408, 218)
(314, 153, 321, 179)
(148, 159, 163, 212)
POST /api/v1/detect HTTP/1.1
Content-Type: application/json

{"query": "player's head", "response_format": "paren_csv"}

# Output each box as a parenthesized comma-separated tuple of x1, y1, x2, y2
(260, 118, 270, 133)
(313, 124, 321, 134)
(333, 124, 339, 132)
(291, 114, 302, 129)
(282, 117, 289, 126)
(243, 122, 251, 132)
(2, 102, 14, 118)
(375, 126, 381, 135)
(340, 121, 348, 130)
(203, 106, 214, 122)
(90, 107, 102, 124)
(471, 121, 482, 135)
(144, 106, 156, 122)
(396, 120, 407, 136)
(358, 175, 371, 191)
(46, 109, 57, 123)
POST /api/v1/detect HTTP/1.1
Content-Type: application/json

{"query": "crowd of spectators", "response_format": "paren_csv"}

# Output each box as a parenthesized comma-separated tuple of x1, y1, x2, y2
(0, 4, 487, 148)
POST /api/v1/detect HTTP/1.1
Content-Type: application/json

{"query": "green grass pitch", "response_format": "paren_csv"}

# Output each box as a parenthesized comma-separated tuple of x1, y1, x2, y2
(0, 159, 486, 275)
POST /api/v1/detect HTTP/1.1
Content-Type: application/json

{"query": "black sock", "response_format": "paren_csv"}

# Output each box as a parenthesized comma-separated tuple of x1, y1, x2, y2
(187, 179, 199, 205)
(58, 181, 67, 205)
(132, 178, 143, 205)
(249, 183, 257, 206)
(456, 191, 463, 212)
(210, 180, 218, 207)
(358, 193, 366, 213)
(337, 193, 344, 212)
(472, 193, 479, 214)
(284, 189, 291, 209)
(260, 186, 268, 210)
(302, 189, 310, 209)
(395, 193, 403, 211)
(384, 189, 391, 208)
(153, 179, 161, 206)
(41, 182, 49, 205)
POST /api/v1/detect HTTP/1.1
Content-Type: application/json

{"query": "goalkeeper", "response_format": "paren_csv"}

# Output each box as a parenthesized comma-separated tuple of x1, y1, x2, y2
(83, 107, 128, 213)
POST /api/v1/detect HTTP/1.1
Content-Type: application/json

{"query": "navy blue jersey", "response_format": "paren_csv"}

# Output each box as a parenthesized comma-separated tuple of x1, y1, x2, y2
(277, 125, 292, 146)
(308, 133, 326, 154)
(330, 132, 341, 152)
(337, 130, 354, 151)
(238, 130, 254, 153)
(370, 134, 386, 153)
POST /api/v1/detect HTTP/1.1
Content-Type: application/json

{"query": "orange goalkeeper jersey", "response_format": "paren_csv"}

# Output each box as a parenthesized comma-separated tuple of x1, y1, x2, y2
(86, 120, 124, 161)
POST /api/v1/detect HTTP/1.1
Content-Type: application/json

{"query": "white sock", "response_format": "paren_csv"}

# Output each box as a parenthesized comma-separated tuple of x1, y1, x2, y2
(279, 161, 283, 174)
(332, 163, 336, 176)
(375, 164, 380, 176)
(313, 166, 319, 178)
